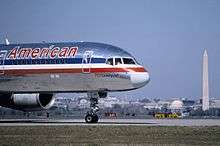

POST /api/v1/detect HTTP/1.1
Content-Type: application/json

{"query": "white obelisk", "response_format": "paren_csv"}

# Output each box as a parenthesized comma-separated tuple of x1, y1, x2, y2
(202, 49, 209, 111)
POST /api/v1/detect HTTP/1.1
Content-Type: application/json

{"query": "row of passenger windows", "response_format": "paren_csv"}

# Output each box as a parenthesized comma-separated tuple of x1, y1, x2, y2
(0, 58, 106, 65)
(0, 58, 136, 65)
(106, 58, 136, 66)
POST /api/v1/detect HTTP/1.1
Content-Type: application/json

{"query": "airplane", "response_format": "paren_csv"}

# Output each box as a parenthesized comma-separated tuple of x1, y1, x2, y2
(0, 40, 150, 123)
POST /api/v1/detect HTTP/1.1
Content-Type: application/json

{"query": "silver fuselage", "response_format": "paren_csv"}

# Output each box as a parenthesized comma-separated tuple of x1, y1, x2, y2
(0, 42, 149, 93)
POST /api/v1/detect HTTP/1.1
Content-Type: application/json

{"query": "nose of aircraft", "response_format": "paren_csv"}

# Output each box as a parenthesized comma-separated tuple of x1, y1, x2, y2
(130, 71, 150, 88)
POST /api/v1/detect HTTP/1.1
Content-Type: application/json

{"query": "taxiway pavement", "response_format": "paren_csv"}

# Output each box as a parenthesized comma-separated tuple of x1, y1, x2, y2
(0, 118, 219, 126)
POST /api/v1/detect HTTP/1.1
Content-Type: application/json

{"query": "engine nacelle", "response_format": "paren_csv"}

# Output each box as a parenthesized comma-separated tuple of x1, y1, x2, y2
(0, 93, 55, 111)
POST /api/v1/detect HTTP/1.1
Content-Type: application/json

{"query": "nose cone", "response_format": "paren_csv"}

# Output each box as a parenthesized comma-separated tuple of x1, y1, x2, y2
(130, 72, 150, 88)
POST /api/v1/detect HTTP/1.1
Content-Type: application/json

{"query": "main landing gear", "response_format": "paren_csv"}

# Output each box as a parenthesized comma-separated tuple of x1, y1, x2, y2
(85, 92, 100, 123)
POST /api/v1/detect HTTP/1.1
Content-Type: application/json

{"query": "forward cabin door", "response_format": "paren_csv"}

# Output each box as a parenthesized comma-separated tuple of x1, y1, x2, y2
(0, 50, 7, 75)
(82, 51, 93, 73)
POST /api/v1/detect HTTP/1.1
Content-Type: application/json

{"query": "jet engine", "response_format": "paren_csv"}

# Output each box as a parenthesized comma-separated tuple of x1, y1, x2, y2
(0, 93, 55, 111)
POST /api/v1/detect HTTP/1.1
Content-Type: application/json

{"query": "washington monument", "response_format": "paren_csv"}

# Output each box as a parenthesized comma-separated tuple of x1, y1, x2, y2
(202, 49, 209, 111)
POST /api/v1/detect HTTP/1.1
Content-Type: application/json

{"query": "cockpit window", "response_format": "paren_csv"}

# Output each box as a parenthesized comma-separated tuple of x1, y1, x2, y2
(123, 58, 136, 64)
(115, 58, 122, 65)
(106, 58, 113, 65)
(133, 58, 140, 65)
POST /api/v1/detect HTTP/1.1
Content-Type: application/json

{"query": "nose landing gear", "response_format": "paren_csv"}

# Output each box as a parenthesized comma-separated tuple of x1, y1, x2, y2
(85, 113, 99, 123)
(85, 92, 100, 123)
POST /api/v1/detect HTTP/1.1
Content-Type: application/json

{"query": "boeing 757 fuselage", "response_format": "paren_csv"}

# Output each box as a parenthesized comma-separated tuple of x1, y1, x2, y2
(0, 41, 150, 123)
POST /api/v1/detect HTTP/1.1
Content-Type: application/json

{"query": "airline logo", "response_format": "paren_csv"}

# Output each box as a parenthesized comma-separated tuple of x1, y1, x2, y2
(6, 46, 78, 59)
(95, 73, 130, 79)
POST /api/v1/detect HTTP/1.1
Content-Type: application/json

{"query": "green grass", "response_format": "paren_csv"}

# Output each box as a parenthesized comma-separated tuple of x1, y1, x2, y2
(0, 126, 219, 146)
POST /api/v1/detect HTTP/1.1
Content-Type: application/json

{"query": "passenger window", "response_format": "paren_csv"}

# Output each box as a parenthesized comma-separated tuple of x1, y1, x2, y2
(45, 59, 50, 64)
(115, 58, 122, 65)
(40, 59, 45, 64)
(106, 58, 113, 65)
(36, 59, 41, 64)
(50, 59, 56, 64)
(56, 59, 60, 64)
(21, 60, 25, 65)
(61, 59, 65, 64)
(32, 60, 36, 64)
(123, 58, 136, 64)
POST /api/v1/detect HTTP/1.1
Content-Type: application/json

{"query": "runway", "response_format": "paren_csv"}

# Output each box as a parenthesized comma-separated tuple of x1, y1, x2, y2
(0, 118, 220, 126)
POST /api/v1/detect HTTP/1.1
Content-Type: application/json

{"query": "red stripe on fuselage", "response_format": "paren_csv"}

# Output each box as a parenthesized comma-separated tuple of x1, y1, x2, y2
(1, 67, 147, 76)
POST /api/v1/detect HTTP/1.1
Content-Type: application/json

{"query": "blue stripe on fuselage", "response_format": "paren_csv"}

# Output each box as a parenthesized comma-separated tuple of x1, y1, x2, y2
(2, 58, 106, 65)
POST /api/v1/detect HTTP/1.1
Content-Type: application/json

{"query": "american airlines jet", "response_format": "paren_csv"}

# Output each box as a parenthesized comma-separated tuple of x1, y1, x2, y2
(0, 41, 150, 123)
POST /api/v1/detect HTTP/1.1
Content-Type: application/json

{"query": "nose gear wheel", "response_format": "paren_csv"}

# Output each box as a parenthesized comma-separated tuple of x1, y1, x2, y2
(85, 92, 100, 123)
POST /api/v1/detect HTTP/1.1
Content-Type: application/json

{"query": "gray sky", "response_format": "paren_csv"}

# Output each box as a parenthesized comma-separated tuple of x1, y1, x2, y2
(0, 0, 220, 99)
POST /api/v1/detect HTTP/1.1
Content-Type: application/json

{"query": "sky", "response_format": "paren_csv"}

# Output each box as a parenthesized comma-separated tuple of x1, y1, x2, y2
(0, 0, 220, 100)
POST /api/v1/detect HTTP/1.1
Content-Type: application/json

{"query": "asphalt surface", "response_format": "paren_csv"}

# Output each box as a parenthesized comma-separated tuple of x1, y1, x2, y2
(0, 118, 220, 126)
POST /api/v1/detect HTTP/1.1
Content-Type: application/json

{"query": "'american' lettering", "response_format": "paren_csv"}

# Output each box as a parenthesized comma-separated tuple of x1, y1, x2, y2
(7, 46, 78, 59)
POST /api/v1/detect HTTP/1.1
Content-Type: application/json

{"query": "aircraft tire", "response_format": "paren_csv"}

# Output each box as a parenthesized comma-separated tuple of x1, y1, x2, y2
(85, 114, 99, 123)
(93, 114, 99, 123)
